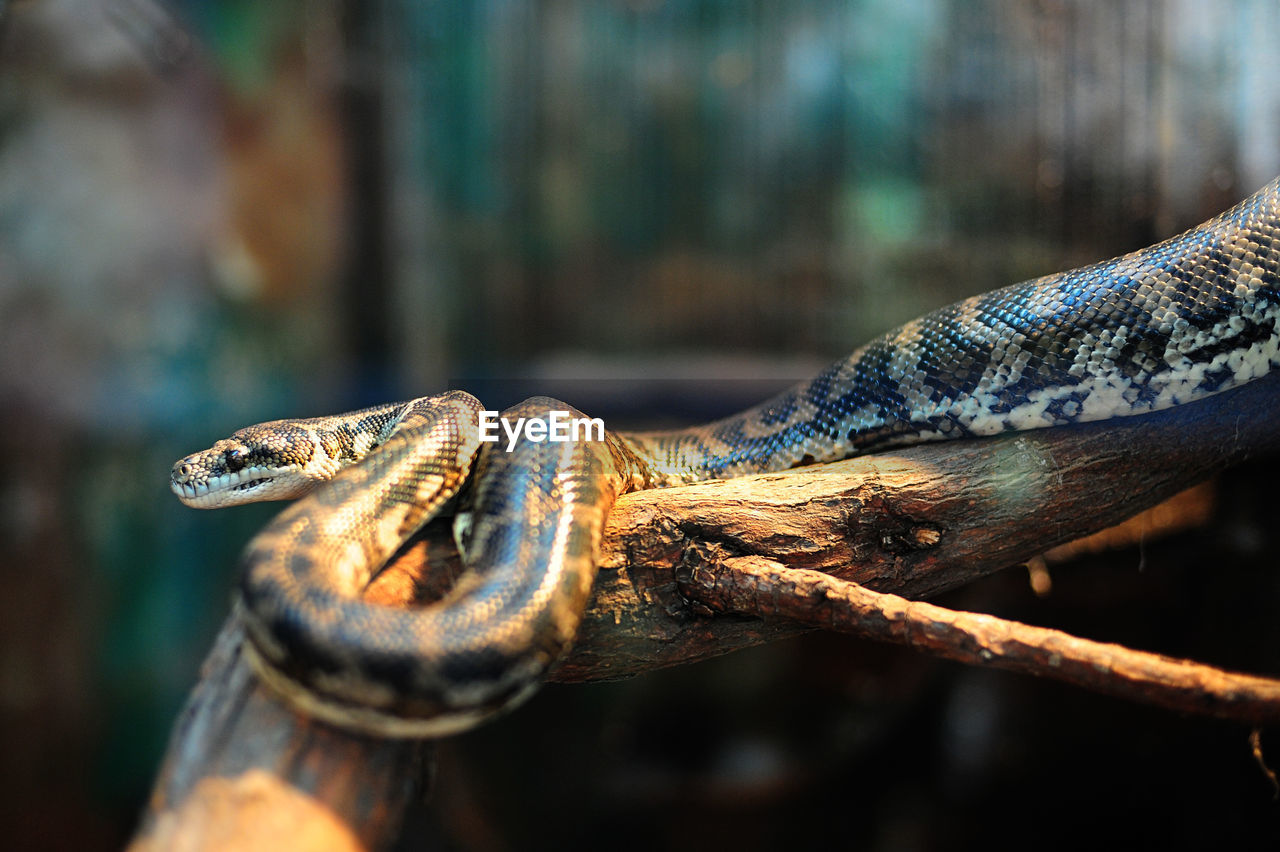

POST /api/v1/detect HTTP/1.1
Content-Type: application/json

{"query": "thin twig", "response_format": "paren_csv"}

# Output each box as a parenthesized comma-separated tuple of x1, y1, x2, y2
(1251, 729, 1280, 799)
(682, 554, 1280, 725)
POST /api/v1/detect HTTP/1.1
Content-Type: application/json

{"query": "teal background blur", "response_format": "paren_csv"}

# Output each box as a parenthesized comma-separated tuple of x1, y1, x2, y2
(3, 1, 1280, 849)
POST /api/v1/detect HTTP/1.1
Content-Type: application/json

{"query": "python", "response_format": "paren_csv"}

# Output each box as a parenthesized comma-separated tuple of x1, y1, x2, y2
(173, 177, 1280, 737)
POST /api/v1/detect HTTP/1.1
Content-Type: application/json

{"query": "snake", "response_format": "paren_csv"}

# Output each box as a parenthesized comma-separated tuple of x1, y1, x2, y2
(172, 177, 1280, 737)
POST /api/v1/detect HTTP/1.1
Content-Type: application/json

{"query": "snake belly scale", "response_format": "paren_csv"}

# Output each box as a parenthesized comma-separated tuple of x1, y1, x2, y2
(172, 178, 1280, 737)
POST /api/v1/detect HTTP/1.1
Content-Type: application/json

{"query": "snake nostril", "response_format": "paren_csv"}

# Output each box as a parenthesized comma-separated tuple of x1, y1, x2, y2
(176, 462, 192, 479)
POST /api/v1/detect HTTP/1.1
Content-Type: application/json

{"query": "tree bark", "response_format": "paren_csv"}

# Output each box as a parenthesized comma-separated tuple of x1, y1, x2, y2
(131, 372, 1280, 850)
(556, 371, 1280, 681)
(129, 609, 431, 852)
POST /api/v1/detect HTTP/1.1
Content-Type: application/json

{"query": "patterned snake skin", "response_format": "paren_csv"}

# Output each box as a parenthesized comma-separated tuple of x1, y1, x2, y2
(172, 178, 1280, 737)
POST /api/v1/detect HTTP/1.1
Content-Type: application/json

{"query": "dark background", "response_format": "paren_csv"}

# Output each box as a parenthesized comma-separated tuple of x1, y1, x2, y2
(2, 1, 1279, 848)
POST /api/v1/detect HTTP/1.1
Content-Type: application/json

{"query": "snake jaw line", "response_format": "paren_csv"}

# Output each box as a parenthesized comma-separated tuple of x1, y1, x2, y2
(170, 463, 307, 509)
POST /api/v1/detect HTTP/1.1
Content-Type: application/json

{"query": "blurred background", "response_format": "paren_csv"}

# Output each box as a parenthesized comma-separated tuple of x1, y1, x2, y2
(2, 0, 1280, 848)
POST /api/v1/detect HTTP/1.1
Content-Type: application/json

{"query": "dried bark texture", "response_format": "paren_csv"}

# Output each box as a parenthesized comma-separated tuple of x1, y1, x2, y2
(555, 371, 1280, 681)
(132, 372, 1280, 850)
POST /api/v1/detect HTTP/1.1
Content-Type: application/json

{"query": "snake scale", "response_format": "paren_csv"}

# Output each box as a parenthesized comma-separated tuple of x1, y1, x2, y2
(172, 178, 1280, 737)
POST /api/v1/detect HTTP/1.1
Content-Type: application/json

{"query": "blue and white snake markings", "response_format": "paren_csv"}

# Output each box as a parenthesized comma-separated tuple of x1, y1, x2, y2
(173, 178, 1280, 737)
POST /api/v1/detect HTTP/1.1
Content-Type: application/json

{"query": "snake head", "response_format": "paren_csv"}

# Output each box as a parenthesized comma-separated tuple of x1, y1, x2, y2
(170, 422, 335, 509)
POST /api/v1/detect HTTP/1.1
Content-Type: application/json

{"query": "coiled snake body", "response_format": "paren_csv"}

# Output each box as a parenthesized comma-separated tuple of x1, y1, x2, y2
(173, 178, 1280, 737)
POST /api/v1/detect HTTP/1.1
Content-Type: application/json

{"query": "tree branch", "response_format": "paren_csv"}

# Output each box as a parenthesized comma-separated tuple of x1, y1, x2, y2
(555, 371, 1280, 681)
(131, 372, 1280, 850)
(681, 554, 1280, 724)
(128, 608, 431, 852)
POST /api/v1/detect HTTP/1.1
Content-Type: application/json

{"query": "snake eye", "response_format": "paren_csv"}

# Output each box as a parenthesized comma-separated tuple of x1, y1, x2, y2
(225, 446, 250, 472)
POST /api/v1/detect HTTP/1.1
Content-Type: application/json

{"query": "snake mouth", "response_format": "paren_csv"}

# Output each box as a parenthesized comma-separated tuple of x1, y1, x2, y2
(171, 469, 281, 509)
(231, 476, 275, 494)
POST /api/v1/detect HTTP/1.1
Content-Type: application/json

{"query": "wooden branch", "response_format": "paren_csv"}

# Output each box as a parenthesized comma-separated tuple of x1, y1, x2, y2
(683, 554, 1280, 724)
(556, 371, 1280, 681)
(128, 606, 431, 852)
(132, 372, 1280, 850)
